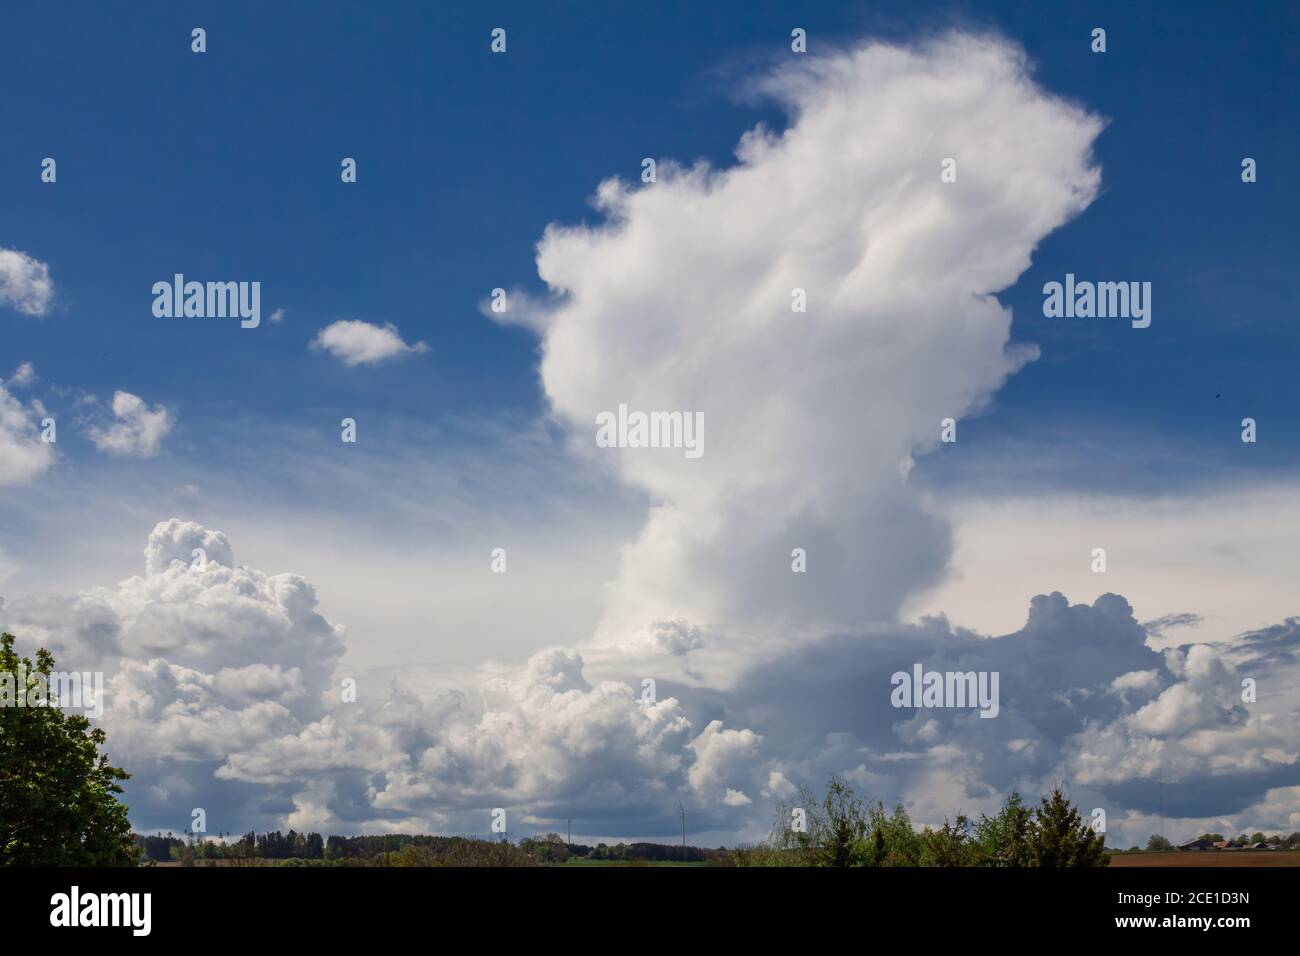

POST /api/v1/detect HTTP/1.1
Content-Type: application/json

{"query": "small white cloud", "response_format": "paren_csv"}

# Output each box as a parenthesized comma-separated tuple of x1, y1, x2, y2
(88, 390, 174, 458)
(0, 381, 54, 485)
(1110, 669, 1161, 695)
(0, 248, 54, 316)
(310, 320, 428, 366)
(687, 720, 762, 801)
(269, 308, 286, 324)
(144, 518, 234, 575)
(763, 770, 798, 800)
(7, 362, 36, 387)
(618, 618, 705, 656)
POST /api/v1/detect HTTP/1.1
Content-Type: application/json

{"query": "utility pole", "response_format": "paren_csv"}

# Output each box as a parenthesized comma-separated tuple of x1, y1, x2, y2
(676, 801, 687, 849)
(1159, 764, 1164, 840)
(567, 819, 572, 846)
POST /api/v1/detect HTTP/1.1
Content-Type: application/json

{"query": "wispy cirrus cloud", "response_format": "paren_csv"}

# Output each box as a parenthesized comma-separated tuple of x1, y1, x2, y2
(6, 362, 36, 387)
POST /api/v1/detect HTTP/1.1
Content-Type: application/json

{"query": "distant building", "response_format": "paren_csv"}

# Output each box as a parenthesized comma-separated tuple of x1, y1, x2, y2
(1178, 838, 1214, 851)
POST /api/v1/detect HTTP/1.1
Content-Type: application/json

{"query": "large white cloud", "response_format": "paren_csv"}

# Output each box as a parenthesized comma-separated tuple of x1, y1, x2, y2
(496, 33, 1103, 680)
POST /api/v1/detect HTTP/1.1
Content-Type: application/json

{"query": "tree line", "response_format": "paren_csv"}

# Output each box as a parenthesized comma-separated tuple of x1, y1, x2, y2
(718, 775, 1109, 866)
(1140, 831, 1300, 852)
(139, 830, 722, 865)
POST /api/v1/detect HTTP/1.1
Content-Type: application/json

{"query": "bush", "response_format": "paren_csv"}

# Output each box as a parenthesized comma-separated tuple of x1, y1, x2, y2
(766, 777, 1107, 867)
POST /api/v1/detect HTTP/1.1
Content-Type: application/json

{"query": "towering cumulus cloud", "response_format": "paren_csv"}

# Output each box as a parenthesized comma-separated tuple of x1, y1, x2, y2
(31, 35, 1255, 842)
(498, 34, 1104, 674)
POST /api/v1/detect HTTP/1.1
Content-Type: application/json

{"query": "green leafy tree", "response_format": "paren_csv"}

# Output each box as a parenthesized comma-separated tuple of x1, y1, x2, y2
(766, 779, 1109, 867)
(1028, 787, 1108, 867)
(775, 776, 870, 866)
(1146, 834, 1174, 851)
(919, 815, 975, 866)
(0, 633, 137, 865)
(973, 791, 1032, 866)
(863, 801, 922, 866)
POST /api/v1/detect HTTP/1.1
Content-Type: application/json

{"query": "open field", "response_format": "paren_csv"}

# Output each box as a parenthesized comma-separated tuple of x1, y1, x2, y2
(1109, 851, 1300, 867)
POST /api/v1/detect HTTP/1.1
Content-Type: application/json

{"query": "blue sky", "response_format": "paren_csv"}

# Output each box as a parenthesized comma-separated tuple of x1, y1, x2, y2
(2, 2, 1299, 844)
(3, 0, 1297, 497)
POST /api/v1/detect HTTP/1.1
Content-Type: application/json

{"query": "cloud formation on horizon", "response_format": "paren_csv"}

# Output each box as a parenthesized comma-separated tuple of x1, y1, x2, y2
(2, 518, 1296, 846)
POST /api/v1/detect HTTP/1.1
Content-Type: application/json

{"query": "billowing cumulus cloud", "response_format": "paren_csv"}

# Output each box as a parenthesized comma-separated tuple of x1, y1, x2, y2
(719, 591, 1300, 844)
(495, 33, 1104, 681)
(0, 521, 745, 835)
(216, 645, 705, 832)
(3, 519, 1296, 842)
(0, 248, 54, 317)
(2, 34, 1295, 846)
(0, 520, 346, 829)
(310, 320, 429, 366)
(87, 390, 174, 458)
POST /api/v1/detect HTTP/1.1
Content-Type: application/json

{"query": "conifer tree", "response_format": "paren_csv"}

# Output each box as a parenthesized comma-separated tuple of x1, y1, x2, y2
(1029, 786, 1108, 867)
